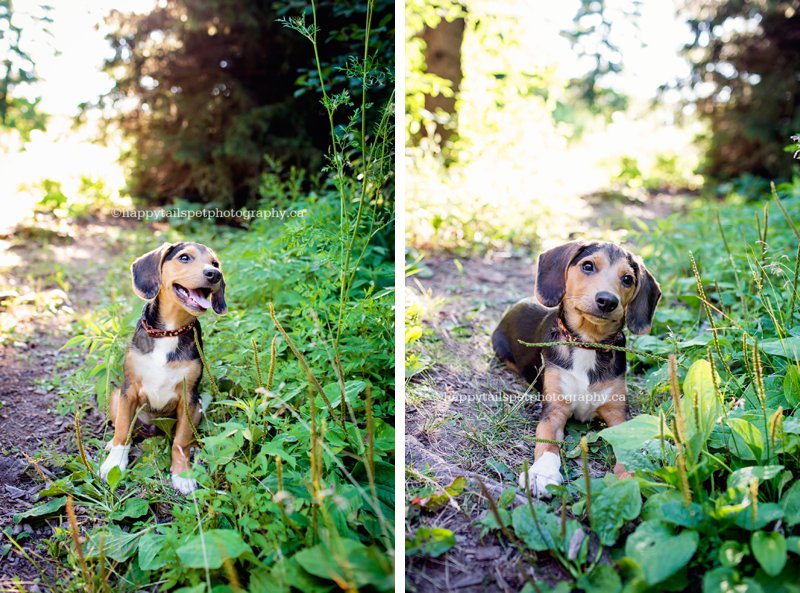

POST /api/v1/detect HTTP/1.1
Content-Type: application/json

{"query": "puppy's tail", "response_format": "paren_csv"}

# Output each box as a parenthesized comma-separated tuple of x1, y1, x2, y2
(491, 328, 515, 364)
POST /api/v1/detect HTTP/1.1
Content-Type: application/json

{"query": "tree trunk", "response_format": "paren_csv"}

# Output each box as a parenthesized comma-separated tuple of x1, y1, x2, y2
(422, 16, 464, 145)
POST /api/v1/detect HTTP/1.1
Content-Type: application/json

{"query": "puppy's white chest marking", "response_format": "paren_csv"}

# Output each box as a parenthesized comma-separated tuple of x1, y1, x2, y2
(559, 349, 613, 422)
(131, 338, 192, 410)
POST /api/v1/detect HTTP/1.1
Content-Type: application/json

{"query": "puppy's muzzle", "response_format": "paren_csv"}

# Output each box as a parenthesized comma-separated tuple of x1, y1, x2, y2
(595, 291, 619, 314)
(204, 268, 221, 284)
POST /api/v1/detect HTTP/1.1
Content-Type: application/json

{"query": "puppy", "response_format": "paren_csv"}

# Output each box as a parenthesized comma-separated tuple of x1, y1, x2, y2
(492, 241, 660, 497)
(100, 242, 227, 494)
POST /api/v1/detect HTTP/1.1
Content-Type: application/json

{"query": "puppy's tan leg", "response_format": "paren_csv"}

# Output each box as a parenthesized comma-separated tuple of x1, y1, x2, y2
(170, 393, 202, 495)
(596, 400, 633, 478)
(520, 369, 572, 497)
(101, 385, 137, 481)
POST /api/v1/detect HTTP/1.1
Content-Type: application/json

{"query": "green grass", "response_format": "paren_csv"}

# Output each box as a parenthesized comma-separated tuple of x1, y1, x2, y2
(7, 4, 395, 591)
(406, 175, 800, 592)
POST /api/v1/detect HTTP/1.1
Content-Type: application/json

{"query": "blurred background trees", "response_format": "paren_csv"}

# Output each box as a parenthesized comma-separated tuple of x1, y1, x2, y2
(405, 0, 800, 255)
(681, 0, 800, 180)
(0, 1, 51, 143)
(91, 0, 393, 209)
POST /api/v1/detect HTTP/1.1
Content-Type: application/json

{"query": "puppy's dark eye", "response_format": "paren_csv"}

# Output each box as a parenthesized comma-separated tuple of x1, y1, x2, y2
(179, 254, 191, 263)
(581, 261, 594, 273)
(211, 261, 220, 268)
(621, 274, 634, 287)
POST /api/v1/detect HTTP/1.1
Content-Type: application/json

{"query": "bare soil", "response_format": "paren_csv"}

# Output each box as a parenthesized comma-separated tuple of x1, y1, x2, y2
(406, 253, 571, 592)
(0, 216, 130, 589)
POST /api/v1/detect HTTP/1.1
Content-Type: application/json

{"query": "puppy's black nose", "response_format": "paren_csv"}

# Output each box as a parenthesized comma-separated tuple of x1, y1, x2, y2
(595, 291, 619, 313)
(204, 268, 221, 284)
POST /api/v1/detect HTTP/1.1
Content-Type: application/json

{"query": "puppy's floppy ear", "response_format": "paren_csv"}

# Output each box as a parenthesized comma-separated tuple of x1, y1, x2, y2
(626, 258, 661, 335)
(211, 275, 227, 315)
(535, 241, 588, 307)
(131, 243, 173, 300)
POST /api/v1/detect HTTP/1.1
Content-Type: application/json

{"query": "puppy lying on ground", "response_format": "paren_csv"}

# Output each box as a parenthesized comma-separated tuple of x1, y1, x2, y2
(492, 240, 660, 497)
(100, 242, 227, 494)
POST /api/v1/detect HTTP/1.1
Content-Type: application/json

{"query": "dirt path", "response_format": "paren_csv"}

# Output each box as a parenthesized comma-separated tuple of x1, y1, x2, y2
(0, 216, 130, 586)
(406, 253, 553, 593)
(405, 193, 685, 592)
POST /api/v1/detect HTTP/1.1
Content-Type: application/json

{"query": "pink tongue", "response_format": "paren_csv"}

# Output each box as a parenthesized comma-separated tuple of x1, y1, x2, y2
(187, 289, 211, 310)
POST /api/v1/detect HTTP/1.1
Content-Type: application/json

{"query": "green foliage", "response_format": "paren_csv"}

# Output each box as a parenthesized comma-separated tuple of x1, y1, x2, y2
(560, 0, 636, 119)
(680, 1, 800, 180)
(405, 527, 456, 558)
(0, 1, 52, 140)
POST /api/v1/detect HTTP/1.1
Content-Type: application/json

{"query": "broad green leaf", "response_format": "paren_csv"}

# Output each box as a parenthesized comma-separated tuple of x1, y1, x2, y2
(787, 536, 800, 555)
(149, 417, 176, 435)
(14, 496, 66, 523)
(202, 430, 244, 469)
(405, 527, 455, 558)
(249, 567, 288, 593)
(625, 521, 698, 585)
(719, 541, 746, 567)
(727, 465, 783, 491)
(521, 583, 573, 593)
(273, 556, 329, 593)
(176, 529, 252, 569)
(294, 540, 393, 591)
(783, 416, 800, 434)
(659, 501, 704, 528)
(726, 418, 764, 461)
(262, 440, 297, 469)
(682, 359, 723, 463)
(512, 504, 560, 551)
(784, 365, 800, 407)
(591, 478, 642, 546)
(751, 531, 787, 576)
(703, 566, 765, 593)
(110, 497, 150, 522)
(576, 563, 622, 593)
(760, 336, 800, 359)
(410, 476, 467, 512)
(323, 380, 366, 408)
(734, 503, 783, 530)
(138, 533, 168, 571)
(781, 481, 800, 526)
(598, 414, 671, 457)
(84, 526, 142, 562)
(107, 465, 123, 490)
(173, 586, 206, 593)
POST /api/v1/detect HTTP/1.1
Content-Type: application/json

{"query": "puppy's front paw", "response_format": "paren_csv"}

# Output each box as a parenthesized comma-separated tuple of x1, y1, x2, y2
(100, 444, 130, 482)
(171, 473, 198, 495)
(518, 451, 562, 498)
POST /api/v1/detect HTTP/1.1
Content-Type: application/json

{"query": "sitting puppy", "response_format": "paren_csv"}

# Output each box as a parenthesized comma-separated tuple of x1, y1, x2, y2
(492, 241, 660, 497)
(100, 242, 227, 494)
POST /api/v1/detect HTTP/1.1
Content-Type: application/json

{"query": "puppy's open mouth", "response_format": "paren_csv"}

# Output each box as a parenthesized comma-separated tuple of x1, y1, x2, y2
(173, 284, 212, 311)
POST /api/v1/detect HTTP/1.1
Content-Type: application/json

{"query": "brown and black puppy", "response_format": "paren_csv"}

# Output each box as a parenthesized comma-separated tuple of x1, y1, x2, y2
(100, 242, 227, 495)
(492, 241, 660, 497)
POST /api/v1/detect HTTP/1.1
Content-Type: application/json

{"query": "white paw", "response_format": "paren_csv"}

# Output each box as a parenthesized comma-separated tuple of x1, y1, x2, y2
(518, 451, 563, 498)
(171, 473, 198, 495)
(100, 444, 130, 482)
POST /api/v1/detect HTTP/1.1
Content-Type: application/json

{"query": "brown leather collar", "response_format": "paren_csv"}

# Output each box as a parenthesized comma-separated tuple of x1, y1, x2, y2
(141, 316, 196, 338)
(557, 315, 623, 352)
